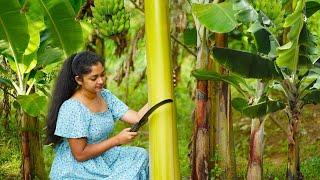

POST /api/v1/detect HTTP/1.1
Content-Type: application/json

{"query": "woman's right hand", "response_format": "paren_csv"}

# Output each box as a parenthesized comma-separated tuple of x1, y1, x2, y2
(115, 128, 138, 145)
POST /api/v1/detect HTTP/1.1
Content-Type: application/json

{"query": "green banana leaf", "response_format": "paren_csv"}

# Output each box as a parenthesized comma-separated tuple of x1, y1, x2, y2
(6, 52, 36, 75)
(24, 0, 45, 55)
(17, 93, 47, 117)
(37, 47, 64, 66)
(192, 69, 252, 97)
(232, 97, 285, 118)
(233, 0, 258, 23)
(248, 21, 279, 57)
(231, 97, 248, 112)
(298, 24, 319, 66)
(211, 47, 282, 79)
(192, 1, 238, 33)
(0, 0, 29, 61)
(276, 0, 305, 73)
(299, 78, 317, 95)
(313, 78, 320, 89)
(0, 77, 13, 87)
(69, 0, 86, 13)
(306, 0, 320, 17)
(183, 28, 197, 47)
(0, 40, 11, 58)
(302, 89, 320, 105)
(267, 82, 287, 101)
(0, 64, 5, 74)
(38, 0, 84, 55)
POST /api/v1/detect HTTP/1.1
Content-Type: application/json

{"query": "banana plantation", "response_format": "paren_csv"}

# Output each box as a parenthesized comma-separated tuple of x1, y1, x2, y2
(1, 0, 320, 179)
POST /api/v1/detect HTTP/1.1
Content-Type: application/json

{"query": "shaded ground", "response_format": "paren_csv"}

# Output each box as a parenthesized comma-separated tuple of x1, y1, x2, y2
(233, 104, 320, 179)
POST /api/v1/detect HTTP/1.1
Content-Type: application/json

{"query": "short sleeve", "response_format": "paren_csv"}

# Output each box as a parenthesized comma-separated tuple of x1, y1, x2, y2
(102, 89, 129, 121)
(54, 100, 88, 138)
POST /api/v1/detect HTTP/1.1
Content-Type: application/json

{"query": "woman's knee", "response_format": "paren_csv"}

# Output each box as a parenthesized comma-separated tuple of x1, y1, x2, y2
(135, 147, 149, 159)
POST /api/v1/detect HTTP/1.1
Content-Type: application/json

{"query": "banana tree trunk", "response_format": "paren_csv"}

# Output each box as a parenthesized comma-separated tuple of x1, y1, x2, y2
(191, 80, 210, 180)
(282, 81, 303, 180)
(190, 2, 211, 178)
(207, 53, 218, 176)
(247, 118, 264, 180)
(214, 33, 236, 179)
(21, 110, 47, 180)
(247, 81, 265, 180)
(21, 111, 31, 180)
(145, 0, 180, 179)
(286, 111, 303, 180)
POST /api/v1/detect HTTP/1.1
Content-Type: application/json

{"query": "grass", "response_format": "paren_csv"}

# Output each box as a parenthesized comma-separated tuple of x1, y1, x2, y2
(301, 156, 320, 179)
(0, 128, 21, 179)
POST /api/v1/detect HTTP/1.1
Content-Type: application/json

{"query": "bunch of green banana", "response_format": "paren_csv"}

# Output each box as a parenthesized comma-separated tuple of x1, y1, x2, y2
(92, 0, 130, 37)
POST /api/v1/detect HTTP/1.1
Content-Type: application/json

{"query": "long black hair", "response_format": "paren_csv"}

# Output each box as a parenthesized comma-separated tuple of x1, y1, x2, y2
(46, 51, 105, 146)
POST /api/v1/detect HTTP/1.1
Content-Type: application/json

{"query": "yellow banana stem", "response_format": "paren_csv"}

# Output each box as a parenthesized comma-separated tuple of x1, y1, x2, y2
(145, 0, 180, 179)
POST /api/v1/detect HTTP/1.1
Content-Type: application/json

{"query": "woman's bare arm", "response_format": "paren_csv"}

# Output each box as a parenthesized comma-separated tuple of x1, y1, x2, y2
(68, 136, 118, 162)
(68, 128, 137, 162)
(121, 103, 148, 124)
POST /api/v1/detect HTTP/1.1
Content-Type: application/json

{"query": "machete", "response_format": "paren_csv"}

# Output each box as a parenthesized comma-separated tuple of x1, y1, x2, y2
(129, 99, 173, 132)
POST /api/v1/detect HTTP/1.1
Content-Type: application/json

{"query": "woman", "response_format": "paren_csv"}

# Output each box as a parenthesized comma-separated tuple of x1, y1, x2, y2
(46, 51, 149, 179)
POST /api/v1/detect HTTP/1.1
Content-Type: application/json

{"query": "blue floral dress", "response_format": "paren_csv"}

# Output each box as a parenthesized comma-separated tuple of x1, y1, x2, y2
(49, 89, 149, 180)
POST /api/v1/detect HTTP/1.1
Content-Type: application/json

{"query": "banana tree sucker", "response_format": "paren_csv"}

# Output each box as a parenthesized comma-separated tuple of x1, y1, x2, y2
(247, 81, 266, 180)
(214, 32, 236, 180)
(1, 0, 83, 178)
(282, 80, 303, 180)
(212, 0, 236, 178)
(278, 0, 305, 178)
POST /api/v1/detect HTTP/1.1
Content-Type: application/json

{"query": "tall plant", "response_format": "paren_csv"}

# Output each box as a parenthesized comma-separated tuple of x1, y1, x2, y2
(276, 0, 320, 178)
(0, 0, 83, 178)
(145, 0, 181, 179)
(189, 0, 211, 179)
(193, 0, 320, 179)
(191, 0, 239, 178)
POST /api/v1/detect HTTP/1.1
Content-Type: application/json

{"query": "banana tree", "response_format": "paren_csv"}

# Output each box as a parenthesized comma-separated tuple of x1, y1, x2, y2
(194, 1, 320, 179)
(191, 0, 269, 178)
(0, 0, 83, 178)
(274, 0, 320, 178)
(189, 0, 212, 179)
(190, 0, 239, 178)
(192, 50, 285, 180)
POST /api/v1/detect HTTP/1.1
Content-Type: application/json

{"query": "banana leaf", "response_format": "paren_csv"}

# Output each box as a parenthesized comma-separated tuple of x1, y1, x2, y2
(232, 97, 285, 118)
(0, 0, 29, 61)
(192, 69, 252, 97)
(211, 47, 282, 79)
(25, 0, 45, 55)
(276, 0, 305, 73)
(248, 21, 279, 57)
(233, 0, 258, 23)
(17, 93, 47, 117)
(0, 77, 13, 87)
(306, 0, 320, 17)
(302, 89, 320, 105)
(192, 1, 238, 33)
(38, 0, 84, 55)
